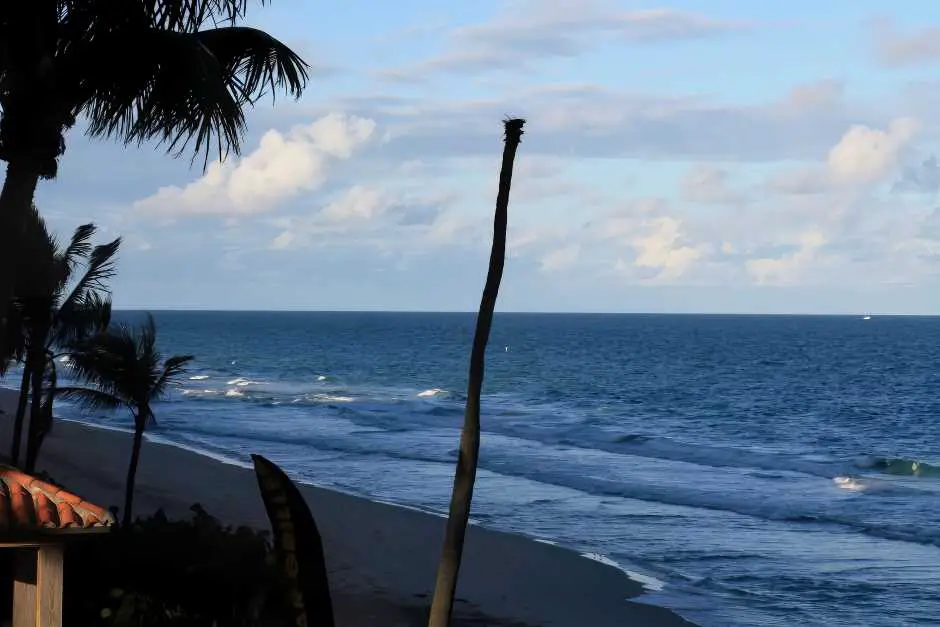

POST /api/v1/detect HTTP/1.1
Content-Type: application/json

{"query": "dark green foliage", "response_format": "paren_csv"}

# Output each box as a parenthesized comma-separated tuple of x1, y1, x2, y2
(62, 505, 285, 627)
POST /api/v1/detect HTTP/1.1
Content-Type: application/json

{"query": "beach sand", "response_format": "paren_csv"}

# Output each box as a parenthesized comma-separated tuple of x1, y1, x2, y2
(0, 387, 695, 627)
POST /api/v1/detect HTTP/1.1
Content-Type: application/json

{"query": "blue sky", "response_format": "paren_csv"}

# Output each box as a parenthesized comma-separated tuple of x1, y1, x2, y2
(33, 0, 940, 313)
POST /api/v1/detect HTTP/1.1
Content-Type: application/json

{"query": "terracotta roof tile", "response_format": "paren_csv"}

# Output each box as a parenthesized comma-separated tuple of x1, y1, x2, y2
(0, 467, 114, 532)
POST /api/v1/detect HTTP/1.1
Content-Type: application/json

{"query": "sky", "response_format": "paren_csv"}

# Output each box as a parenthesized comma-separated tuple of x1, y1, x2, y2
(32, 0, 940, 313)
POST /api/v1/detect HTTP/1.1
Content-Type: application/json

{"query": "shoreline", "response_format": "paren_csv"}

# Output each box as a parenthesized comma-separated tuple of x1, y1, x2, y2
(0, 386, 697, 627)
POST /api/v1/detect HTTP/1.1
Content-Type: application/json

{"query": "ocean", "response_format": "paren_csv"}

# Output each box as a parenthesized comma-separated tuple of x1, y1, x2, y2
(50, 312, 940, 626)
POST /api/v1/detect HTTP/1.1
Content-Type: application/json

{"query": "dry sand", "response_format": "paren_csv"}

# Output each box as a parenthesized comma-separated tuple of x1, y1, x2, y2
(0, 387, 696, 626)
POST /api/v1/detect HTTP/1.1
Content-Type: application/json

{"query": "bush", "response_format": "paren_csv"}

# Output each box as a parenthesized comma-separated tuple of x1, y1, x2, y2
(63, 505, 286, 627)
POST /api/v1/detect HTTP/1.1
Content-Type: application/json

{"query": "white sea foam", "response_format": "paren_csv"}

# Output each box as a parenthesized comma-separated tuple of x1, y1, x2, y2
(226, 377, 265, 387)
(189, 375, 210, 381)
(317, 375, 327, 381)
(224, 389, 244, 398)
(833, 475, 897, 493)
(833, 476, 867, 492)
(417, 388, 444, 398)
(580, 552, 665, 592)
(312, 394, 354, 403)
(182, 389, 218, 397)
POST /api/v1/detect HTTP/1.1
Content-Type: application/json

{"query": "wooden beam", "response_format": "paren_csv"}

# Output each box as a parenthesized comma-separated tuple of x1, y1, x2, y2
(36, 545, 64, 627)
(11, 548, 36, 627)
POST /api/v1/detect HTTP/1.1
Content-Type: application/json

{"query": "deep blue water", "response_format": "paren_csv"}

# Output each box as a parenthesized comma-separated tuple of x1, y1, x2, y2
(55, 312, 940, 626)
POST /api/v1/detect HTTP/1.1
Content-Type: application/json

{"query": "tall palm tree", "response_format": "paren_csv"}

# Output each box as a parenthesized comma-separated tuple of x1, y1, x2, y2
(58, 314, 192, 528)
(11, 205, 118, 470)
(428, 119, 526, 627)
(0, 0, 308, 346)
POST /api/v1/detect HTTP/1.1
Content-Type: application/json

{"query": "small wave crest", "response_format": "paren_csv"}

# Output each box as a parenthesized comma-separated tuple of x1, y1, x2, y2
(417, 388, 445, 398)
(856, 456, 940, 478)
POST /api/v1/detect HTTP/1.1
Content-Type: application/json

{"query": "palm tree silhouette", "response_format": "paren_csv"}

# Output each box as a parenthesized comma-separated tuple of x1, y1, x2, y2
(0, 0, 309, 349)
(58, 313, 193, 528)
(7, 205, 117, 470)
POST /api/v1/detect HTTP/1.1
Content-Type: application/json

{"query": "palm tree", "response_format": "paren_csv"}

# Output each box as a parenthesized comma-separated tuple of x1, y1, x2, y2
(428, 119, 526, 627)
(0, 0, 308, 346)
(58, 314, 192, 528)
(10, 205, 118, 470)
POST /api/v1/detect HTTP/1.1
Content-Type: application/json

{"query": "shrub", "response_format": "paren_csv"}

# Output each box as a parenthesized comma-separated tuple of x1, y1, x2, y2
(63, 505, 285, 626)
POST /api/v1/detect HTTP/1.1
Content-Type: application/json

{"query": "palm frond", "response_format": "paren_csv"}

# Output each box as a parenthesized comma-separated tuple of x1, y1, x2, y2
(61, 223, 96, 273)
(194, 27, 307, 105)
(15, 206, 59, 300)
(150, 0, 263, 30)
(64, 328, 138, 401)
(68, 0, 263, 33)
(75, 21, 307, 168)
(152, 353, 194, 397)
(62, 237, 121, 306)
(0, 303, 27, 374)
(55, 385, 126, 412)
(52, 291, 112, 347)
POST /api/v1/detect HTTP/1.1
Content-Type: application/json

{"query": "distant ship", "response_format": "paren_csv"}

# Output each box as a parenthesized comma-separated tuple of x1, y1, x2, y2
(862, 313, 872, 320)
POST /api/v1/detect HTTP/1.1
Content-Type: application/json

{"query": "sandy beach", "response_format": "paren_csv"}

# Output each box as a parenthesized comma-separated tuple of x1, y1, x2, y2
(0, 387, 694, 626)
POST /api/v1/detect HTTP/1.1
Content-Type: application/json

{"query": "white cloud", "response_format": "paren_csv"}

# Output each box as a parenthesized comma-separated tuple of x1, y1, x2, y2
(321, 185, 388, 222)
(134, 113, 377, 216)
(631, 216, 707, 282)
(746, 229, 828, 285)
(379, 2, 754, 78)
(828, 117, 919, 185)
(769, 117, 920, 194)
(873, 20, 940, 68)
(539, 243, 580, 272)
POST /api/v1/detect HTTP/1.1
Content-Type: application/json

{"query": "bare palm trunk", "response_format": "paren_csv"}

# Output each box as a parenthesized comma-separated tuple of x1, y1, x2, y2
(0, 161, 43, 340)
(35, 353, 56, 450)
(10, 361, 31, 465)
(23, 348, 44, 472)
(123, 413, 146, 529)
(428, 119, 525, 627)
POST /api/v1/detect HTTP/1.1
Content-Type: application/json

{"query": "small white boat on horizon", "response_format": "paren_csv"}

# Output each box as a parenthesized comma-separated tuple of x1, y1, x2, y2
(862, 313, 872, 320)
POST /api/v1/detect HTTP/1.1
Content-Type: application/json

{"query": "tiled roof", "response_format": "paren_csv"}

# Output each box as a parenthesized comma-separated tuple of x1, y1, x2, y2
(0, 467, 114, 532)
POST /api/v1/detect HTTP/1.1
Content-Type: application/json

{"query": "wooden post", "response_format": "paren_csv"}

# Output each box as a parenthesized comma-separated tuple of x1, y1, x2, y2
(11, 544, 63, 627)
(12, 548, 37, 627)
(37, 544, 63, 627)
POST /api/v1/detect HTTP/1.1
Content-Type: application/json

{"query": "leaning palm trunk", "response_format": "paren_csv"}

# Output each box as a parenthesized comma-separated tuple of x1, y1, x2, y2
(0, 162, 44, 334)
(427, 118, 525, 627)
(10, 361, 32, 464)
(23, 322, 50, 472)
(35, 352, 57, 450)
(23, 347, 45, 472)
(123, 410, 148, 529)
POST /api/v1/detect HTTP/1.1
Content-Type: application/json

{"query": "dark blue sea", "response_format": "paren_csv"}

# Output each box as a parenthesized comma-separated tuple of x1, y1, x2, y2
(57, 312, 940, 626)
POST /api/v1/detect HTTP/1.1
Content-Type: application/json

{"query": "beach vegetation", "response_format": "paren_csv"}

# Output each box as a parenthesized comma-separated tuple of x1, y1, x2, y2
(56, 313, 193, 527)
(3, 205, 118, 472)
(60, 504, 280, 626)
(0, 0, 310, 360)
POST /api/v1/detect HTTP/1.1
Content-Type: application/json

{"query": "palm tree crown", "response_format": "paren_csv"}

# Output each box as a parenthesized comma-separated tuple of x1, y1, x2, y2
(62, 314, 192, 416)
(59, 313, 193, 527)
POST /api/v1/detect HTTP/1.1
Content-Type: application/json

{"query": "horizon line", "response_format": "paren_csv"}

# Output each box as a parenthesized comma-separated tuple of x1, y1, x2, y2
(109, 308, 939, 317)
